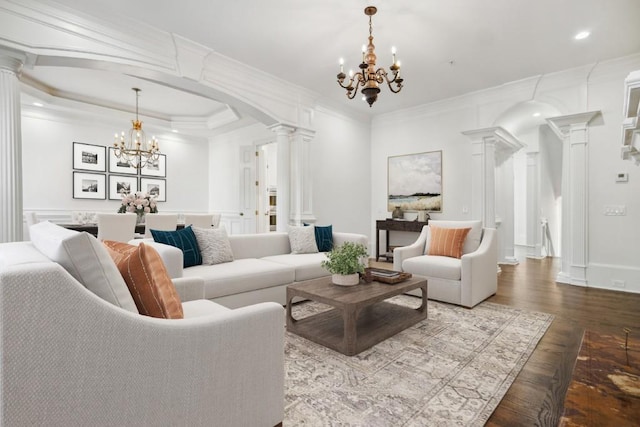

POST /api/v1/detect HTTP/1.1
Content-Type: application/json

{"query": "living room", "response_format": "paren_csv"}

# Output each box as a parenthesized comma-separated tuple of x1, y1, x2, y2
(1, 0, 639, 425)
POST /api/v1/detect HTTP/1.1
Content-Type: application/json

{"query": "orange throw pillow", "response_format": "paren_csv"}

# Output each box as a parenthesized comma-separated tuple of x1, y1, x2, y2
(428, 226, 472, 259)
(103, 240, 184, 319)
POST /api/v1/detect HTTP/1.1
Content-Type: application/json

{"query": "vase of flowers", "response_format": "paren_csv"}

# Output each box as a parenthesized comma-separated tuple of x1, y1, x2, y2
(118, 192, 158, 224)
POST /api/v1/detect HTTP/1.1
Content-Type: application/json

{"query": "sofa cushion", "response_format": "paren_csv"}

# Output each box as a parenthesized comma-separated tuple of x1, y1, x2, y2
(104, 241, 184, 319)
(151, 225, 202, 267)
(192, 226, 234, 265)
(426, 220, 483, 255)
(428, 226, 471, 259)
(288, 225, 318, 254)
(0, 242, 50, 268)
(182, 258, 295, 300)
(182, 299, 231, 318)
(402, 255, 462, 281)
(262, 253, 329, 281)
(29, 221, 138, 313)
(228, 232, 291, 260)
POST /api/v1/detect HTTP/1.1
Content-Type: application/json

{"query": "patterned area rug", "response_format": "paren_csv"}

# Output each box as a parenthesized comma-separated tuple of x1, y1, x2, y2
(285, 295, 553, 426)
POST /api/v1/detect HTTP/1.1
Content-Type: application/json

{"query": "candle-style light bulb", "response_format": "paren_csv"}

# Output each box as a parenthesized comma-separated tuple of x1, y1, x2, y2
(349, 69, 354, 78)
(339, 57, 344, 73)
(361, 44, 366, 62)
(391, 46, 397, 64)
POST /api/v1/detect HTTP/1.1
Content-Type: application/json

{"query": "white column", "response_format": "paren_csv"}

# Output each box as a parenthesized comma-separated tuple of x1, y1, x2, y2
(0, 55, 24, 243)
(547, 112, 600, 286)
(525, 152, 543, 258)
(497, 152, 518, 264)
(462, 127, 524, 228)
(268, 124, 294, 232)
(290, 127, 316, 225)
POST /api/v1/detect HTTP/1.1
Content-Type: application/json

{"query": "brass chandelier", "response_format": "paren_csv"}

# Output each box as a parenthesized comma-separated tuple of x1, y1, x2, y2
(337, 6, 403, 107)
(113, 88, 160, 169)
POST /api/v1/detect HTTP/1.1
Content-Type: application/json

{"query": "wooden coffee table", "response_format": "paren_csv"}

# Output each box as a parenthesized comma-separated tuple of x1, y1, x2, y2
(286, 275, 427, 356)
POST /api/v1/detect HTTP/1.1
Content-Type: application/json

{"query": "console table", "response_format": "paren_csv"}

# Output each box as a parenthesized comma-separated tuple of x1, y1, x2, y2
(375, 219, 428, 262)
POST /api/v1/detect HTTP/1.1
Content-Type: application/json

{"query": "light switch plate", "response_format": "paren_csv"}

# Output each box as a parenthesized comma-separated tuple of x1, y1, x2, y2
(616, 172, 629, 182)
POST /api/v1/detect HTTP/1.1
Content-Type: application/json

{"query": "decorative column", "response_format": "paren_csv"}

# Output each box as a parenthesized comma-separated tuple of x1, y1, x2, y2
(0, 55, 24, 243)
(496, 151, 519, 264)
(290, 127, 316, 225)
(547, 111, 600, 286)
(269, 124, 294, 232)
(462, 127, 525, 264)
(526, 152, 543, 258)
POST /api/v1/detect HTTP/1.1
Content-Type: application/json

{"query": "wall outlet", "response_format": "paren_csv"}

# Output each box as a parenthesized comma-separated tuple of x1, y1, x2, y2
(604, 205, 627, 216)
(612, 280, 626, 289)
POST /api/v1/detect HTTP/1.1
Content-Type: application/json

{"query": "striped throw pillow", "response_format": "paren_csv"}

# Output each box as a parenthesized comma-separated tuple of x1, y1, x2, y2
(104, 241, 184, 319)
(427, 226, 471, 259)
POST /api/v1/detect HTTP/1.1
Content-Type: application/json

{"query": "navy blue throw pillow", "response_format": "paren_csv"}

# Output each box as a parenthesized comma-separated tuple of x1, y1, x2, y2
(151, 225, 202, 268)
(310, 224, 333, 252)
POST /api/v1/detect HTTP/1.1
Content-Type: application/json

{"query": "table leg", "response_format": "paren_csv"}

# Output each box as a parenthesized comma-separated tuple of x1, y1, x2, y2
(416, 283, 428, 316)
(285, 293, 296, 328)
(343, 307, 359, 356)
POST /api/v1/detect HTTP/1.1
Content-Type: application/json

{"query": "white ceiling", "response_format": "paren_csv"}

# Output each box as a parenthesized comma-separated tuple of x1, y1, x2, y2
(22, 0, 640, 123)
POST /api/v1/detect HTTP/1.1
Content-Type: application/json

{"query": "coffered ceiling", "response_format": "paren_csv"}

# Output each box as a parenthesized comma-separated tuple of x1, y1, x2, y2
(19, 0, 640, 133)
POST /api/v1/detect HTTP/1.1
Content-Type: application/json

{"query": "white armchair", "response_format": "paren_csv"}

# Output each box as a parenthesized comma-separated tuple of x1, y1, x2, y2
(0, 242, 285, 426)
(393, 220, 497, 308)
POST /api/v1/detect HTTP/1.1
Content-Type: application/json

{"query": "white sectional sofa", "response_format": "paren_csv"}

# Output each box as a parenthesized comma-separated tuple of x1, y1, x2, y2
(133, 231, 369, 308)
(0, 228, 285, 426)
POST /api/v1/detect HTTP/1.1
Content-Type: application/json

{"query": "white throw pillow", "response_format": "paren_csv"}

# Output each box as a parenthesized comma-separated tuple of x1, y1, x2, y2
(192, 226, 234, 265)
(288, 225, 319, 254)
(29, 221, 138, 313)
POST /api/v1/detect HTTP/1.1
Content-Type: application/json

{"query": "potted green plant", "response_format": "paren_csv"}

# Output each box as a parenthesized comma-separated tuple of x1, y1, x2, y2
(321, 242, 369, 286)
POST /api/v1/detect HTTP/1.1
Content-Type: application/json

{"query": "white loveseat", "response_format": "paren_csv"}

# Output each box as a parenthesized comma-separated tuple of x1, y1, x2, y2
(0, 235, 284, 426)
(133, 231, 369, 308)
(393, 220, 497, 308)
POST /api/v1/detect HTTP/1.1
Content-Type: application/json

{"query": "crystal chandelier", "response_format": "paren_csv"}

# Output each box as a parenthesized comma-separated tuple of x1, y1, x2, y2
(113, 88, 160, 169)
(336, 6, 404, 107)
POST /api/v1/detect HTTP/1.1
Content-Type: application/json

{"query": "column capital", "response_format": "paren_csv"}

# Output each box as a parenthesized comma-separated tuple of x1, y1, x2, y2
(267, 123, 295, 136)
(0, 52, 24, 74)
(546, 111, 601, 140)
(463, 126, 525, 156)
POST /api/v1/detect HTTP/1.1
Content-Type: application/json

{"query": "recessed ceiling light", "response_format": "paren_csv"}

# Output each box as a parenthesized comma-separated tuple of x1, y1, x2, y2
(171, 129, 179, 133)
(33, 102, 44, 107)
(532, 112, 541, 117)
(574, 31, 590, 40)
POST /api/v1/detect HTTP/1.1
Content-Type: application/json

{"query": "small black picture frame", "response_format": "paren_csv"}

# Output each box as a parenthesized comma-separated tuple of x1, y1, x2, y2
(139, 177, 166, 202)
(140, 154, 166, 177)
(73, 171, 106, 199)
(73, 142, 106, 172)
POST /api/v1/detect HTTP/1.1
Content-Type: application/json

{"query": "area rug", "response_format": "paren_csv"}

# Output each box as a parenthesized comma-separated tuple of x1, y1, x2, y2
(285, 295, 553, 426)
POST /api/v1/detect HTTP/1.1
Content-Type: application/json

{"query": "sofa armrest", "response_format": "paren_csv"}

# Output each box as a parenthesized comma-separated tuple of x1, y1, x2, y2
(128, 238, 184, 278)
(172, 276, 205, 302)
(0, 263, 285, 426)
(332, 232, 368, 248)
(393, 225, 429, 271)
(460, 228, 498, 307)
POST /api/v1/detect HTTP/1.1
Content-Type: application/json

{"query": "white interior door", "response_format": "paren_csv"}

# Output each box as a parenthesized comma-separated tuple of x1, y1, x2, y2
(238, 146, 257, 234)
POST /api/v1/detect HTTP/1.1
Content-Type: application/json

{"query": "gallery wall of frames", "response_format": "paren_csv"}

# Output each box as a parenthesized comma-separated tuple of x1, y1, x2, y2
(71, 142, 167, 202)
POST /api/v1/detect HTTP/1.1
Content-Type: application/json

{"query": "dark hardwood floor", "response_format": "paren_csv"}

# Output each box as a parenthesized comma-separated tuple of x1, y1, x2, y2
(486, 257, 640, 427)
(373, 257, 640, 426)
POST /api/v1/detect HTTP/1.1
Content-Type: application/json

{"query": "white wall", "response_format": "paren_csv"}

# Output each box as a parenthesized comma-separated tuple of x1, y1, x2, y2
(22, 111, 209, 220)
(310, 108, 371, 238)
(208, 109, 371, 242)
(371, 54, 640, 293)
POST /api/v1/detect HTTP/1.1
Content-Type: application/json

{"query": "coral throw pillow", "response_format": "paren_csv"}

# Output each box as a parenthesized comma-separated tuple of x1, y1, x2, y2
(103, 240, 184, 319)
(428, 226, 472, 259)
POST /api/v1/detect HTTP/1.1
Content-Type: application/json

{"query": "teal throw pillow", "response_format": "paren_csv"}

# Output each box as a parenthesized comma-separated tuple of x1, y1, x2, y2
(151, 225, 202, 268)
(305, 224, 333, 252)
